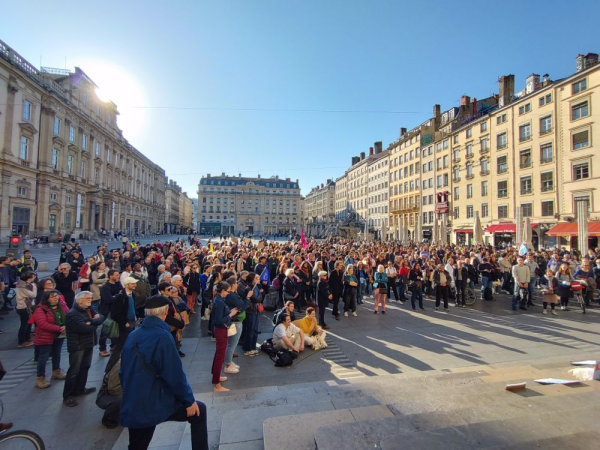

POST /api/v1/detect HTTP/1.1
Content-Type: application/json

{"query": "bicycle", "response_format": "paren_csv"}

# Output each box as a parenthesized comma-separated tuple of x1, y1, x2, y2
(449, 284, 477, 306)
(570, 281, 586, 314)
(0, 399, 45, 449)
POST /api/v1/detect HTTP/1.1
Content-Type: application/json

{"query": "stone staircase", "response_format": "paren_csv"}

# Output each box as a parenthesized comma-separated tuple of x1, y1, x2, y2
(110, 358, 600, 449)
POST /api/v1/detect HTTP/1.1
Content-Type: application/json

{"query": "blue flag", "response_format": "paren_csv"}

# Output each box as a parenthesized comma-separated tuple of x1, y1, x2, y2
(260, 267, 271, 285)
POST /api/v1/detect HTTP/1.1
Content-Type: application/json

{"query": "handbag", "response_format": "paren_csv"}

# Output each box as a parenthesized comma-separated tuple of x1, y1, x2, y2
(227, 323, 237, 337)
(102, 314, 120, 339)
(258, 302, 265, 313)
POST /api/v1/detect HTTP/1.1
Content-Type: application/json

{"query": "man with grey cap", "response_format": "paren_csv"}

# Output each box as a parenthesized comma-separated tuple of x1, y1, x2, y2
(120, 295, 208, 449)
(106, 276, 138, 373)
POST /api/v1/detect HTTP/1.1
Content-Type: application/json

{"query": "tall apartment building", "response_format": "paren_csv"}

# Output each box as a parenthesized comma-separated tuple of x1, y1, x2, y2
(367, 145, 389, 239)
(180, 192, 194, 232)
(197, 173, 301, 236)
(334, 173, 348, 220)
(165, 179, 182, 234)
(0, 39, 167, 242)
(303, 179, 335, 237)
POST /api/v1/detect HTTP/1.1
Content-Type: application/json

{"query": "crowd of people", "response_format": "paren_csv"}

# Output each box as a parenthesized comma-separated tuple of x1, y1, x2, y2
(1, 235, 599, 449)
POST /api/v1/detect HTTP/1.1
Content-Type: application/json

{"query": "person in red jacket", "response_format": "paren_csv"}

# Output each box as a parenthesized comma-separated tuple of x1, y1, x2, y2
(31, 290, 68, 389)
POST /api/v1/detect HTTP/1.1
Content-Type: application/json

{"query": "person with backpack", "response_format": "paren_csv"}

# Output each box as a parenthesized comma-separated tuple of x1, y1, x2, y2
(272, 313, 304, 353)
(478, 257, 494, 301)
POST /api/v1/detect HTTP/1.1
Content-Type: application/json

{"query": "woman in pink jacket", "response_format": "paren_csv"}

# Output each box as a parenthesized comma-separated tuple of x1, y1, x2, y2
(31, 290, 68, 389)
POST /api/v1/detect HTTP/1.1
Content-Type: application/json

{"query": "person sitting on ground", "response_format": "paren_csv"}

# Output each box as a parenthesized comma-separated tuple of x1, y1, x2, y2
(273, 313, 304, 353)
(292, 307, 326, 350)
(273, 300, 296, 325)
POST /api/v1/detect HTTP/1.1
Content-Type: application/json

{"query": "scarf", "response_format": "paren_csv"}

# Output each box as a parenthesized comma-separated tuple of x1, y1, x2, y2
(49, 304, 66, 327)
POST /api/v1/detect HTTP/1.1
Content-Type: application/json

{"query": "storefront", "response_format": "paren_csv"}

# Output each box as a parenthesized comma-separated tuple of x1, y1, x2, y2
(546, 222, 600, 251)
(454, 229, 473, 245)
(422, 227, 432, 241)
(484, 223, 538, 248)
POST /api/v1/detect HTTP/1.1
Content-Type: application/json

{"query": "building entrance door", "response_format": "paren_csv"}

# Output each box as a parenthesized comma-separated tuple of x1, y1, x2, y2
(12, 207, 30, 235)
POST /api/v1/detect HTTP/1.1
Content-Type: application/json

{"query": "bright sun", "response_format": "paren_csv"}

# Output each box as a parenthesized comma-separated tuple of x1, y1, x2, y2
(79, 60, 147, 142)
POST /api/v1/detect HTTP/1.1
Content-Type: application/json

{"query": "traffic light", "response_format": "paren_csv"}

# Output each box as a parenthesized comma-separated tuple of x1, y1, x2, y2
(9, 236, 20, 248)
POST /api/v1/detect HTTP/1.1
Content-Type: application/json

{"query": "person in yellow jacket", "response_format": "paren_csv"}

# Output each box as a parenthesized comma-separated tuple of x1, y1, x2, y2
(292, 307, 327, 350)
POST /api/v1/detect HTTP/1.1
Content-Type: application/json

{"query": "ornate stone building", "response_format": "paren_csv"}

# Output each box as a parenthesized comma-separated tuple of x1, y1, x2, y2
(0, 39, 167, 242)
(303, 179, 335, 237)
(197, 173, 301, 236)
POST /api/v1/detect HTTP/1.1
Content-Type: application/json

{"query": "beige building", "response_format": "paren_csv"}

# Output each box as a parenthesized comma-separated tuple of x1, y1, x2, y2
(303, 179, 335, 237)
(197, 173, 301, 236)
(334, 173, 348, 220)
(0, 39, 167, 242)
(180, 192, 194, 232)
(367, 146, 389, 239)
(165, 180, 182, 234)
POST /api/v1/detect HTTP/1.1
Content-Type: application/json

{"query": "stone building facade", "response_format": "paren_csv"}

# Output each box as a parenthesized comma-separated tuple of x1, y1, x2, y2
(0, 39, 167, 242)
(303, 179, 335, 237)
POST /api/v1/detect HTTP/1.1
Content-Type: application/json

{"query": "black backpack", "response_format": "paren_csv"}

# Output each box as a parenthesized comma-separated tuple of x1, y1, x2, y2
(484, 286, 493, 301)
(260, 338, 278, 357)
(270, 350, 295, 368)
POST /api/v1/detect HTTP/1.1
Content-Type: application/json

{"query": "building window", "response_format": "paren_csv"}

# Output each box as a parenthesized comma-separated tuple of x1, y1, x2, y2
(95, 142, 100, 157)
(573, 130, 589, 150)
(572, 101, 589, 121)
(520, 176, 532, 195)
(521, 203, 533, 217)
(437, 175, 442, 188)
(540, 115, 552, 134)
(519, 123, 531, 142)
(573, 79, 587, 94)
(541, 143, 553, 163)
(51, 149, 58, 169)
(443, 174, 449, 187)
(496, 114, 507, 124)
(541, 171, 554, 192)
(22, 100, 31, 121)
(53, 117, 61, 135)
(453, 167, 460, 181)
(437, 158, 442, 170)
(443, 155, 449, 168)
(50, 192, 57, 201)
(573, 162, 589, 180)
(498, 205, 508, 218)
(69, 126, 75, 142)
(453, 186, 459, 200)
(481, 159, 489, 174)
(481, 122, 487, 132)
(518, 103, 531, 115)
(466, 144, 473, 157)
(19, 136, 29, 160)
(467, 205, 474, 218)
(467, 184, 473, 199)
(65, 212, 72, 228)
(497, 132, 507, 149)
(453, 149, 460, 162)
(497, 155, 508, 174)
(466, 128, 472, 138)
(454, 207, 459, 219)
(466, 163, 473, 177)
(520, 149, 532, 169)
(17, 186, 27, 197)
(481, 138, 489, 152)
(498, 180, 508, 198)
(81, 161, 86, 178)
(82, 92, 88, 106)
(482, 203, 489, 218)
(481, 181, 488, 196)
(539, 93, 552, 106)
(541, 200, 554, 217)
(82, 134, 87, 150)
(67, 155, 73, 174)
(453, 135, 459, 144)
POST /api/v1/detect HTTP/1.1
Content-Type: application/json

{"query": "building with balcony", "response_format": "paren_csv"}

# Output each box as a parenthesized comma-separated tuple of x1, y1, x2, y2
(165, 179, 182, 234)
(367, 146, 389, 240)
(0, 39, 167, 242)
(303, 179, 335, 237)
(180, 192, 194, 233)
(334, 173, 348, 220)
(197, 173, 301, 236)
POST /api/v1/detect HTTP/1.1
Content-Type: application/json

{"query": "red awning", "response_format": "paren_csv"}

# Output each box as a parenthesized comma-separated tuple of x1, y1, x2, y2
(484, 223, 538, 233)
(546, 222, 600, 237)
(454, 229, 474, 234)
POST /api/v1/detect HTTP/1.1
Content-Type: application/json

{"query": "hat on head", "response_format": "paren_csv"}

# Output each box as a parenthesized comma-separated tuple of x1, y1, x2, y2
(123, 277, 138, 285)
(145, 295, 169, 309)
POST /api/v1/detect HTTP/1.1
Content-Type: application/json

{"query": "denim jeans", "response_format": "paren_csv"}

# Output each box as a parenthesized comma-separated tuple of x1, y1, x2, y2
(358, 280, 366, 304)
(480, 276, 493, 298)
(17, 308, 31, 344)
(411, 286, 424, 309)
(36, 338, 64, 376)
(242, 313, 259, 352)
(63, 348, 93, 400)
(225, 322, 243, 365)
(528, 277, 536, 303)
(512, 282, 527, 309)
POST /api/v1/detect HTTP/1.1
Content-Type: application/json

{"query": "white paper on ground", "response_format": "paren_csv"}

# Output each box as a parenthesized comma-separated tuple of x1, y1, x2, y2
(534, 378, 581, 385)
(571, 360, 598, 366)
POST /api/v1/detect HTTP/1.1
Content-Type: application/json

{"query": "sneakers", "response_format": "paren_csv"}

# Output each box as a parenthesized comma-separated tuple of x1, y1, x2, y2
(99, 350, 110, 357)
(551, 310, 558, 316)
(543, 309, 547, 315)
(51, 369, 66, 380)
(352, 312, 357, 317)
(224, 364, 239, 374)
(397, 300, 404, 305)
(35, 376, 50, 389)
(444, 308, 450, 312)
(244, 350, 259, 356)
(435, 307, 440, 311)
(344, 312, 348, 317)
(560, 306, 566, 311)
(17, 341, 34, 348)
(229, 362, 240, 369)
(63, 397, 78, 407)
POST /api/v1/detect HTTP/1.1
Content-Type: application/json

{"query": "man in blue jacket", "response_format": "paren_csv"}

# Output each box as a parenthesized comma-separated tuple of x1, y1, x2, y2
(119, 295, 208, 450)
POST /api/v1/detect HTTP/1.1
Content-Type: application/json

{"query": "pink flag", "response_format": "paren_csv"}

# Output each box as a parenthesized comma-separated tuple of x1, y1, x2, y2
(301, 229, 308, 249)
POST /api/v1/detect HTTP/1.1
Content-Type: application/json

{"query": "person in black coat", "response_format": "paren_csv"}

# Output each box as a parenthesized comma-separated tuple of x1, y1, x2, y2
(328, 261, 344, 320)
(105, 277, 138, 373)
(52, 263, 79, 308)
(158, 283, 186, 357)
(316, 271, 332, 329)
(63, 291, 104, 407)
(98, 270, 122, 356)
(183, 265, 201, 314)
(66, 250, 84, 274)
(454, 262, 469, 307)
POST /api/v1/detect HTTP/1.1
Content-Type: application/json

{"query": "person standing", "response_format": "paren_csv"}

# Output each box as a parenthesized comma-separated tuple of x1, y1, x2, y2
(211, 282, 238, 392)
(15, 271, 37, 348)
(511, 257, 531, 311)
(343, 265, 358, 317)
(119, 295, 208, 450)
(63, 291, 104, 407)
(183, 264, 201, 314)
(52, 263, 79, 309)
(373, 265, 388, 314)
(98, 269, 122, 357)
(328, 262, 344, 320)
(433, 264, 450, 312)
(106, 277, 139, 373)
(316, 271, 332, 329)
(525, 254, 539, 306)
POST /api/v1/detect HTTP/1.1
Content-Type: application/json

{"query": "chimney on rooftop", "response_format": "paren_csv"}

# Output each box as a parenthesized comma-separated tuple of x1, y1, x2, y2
(498, 75, 515, 107)
(221, 172, 225, 176)
(460, 95, 471, 106)
(374, 141, 382, 154)
(400, 127, 407, 137)
(207, 174, 210, 178)
(433, 104, 441, 118)
(526, 73, 541, 94)
(369, 147, 374, 156)
(258, 174, 261, 178)
(351, 156, 360, 165)
(360, 152, 366, 161)
(327, 179, 331, 184)
(576, 53, 599, 72)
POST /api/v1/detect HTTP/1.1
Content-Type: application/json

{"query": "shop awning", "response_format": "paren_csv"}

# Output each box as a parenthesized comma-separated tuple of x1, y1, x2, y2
(454, 229, 474, 233)
(484, 223, 538, 233)
(546, 222, 600, 237)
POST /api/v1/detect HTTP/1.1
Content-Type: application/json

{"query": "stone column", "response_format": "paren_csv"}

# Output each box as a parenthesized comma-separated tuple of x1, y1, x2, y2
(2, 84, 18, 157)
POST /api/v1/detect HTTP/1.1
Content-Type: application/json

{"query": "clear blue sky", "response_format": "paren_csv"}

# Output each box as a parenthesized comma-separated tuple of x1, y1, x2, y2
(1, 0, 598, 196)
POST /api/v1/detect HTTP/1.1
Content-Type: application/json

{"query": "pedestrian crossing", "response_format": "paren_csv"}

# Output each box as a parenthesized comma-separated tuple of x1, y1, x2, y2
(320, 336, 365, 380)
(0, 359, 37, 396)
